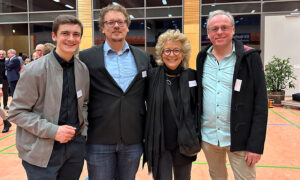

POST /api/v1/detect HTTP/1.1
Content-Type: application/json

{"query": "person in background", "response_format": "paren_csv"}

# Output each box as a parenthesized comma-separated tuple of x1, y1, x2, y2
(35, 44, 44, 59)
(8, 15, 89, 180)
(42, 43, 56, 56)
(0, 49, 11, 132)
(79, 4, 151, 180)
(144, 29, 199, 180)
(0, 50, 9, 110)
(32, 52, 38, 61)
(196, 10, 268, 180)
(5, 49, 20, 97)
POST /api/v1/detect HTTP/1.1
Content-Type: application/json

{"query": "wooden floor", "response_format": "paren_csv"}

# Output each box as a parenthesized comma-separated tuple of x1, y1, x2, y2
(1, 105, 300, 179)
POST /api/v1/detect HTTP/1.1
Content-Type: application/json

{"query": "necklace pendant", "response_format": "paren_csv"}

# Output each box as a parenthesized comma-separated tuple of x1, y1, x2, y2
(166, 79, 172, 86)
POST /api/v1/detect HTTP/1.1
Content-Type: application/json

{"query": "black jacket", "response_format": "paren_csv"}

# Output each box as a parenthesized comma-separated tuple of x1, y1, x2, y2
(144, 67, 199, 178)
(79, 44, 151, 145)
(196, 39, 268, 154)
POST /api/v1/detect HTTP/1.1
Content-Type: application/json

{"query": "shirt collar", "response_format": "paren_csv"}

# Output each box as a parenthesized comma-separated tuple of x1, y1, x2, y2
(53, 48, 74, 67)
(103, 41, 130, 55)
(207, 42, 236, 57)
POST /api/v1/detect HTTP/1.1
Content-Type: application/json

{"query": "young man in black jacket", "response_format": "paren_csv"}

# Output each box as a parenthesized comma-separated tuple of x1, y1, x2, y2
(196, 10, 268, 180)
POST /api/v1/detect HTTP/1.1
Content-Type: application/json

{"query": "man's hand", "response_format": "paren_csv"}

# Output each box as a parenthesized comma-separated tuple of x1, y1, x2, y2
(245, 151, 261, 167)
(54, 125, 76, 143)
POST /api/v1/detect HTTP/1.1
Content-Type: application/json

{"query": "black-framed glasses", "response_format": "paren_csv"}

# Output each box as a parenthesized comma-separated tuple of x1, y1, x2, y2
(208, 25, 233, 33)
(104, 20, 127, 27)
(163, 49, 183, 56)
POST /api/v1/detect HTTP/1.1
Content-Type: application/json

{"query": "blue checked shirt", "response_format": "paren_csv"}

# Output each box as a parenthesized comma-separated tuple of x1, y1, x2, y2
(201, 43, 236, 147)
(104, 41, 137, 92)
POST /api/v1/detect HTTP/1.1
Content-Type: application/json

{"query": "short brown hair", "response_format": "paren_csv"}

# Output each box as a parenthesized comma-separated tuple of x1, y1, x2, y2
(98, 4, 131, 30)
(52, 15, 83, 37)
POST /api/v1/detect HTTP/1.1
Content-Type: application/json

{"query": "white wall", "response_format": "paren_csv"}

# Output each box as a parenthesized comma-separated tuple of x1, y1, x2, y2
(264, 15, 300, 96)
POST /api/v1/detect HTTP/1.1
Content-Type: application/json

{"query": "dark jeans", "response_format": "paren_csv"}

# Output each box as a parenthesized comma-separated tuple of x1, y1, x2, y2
(85, 143, 143, 180)
(2, 79, 8, 107)
(22, 136, 86, 180)
(8, 80, 18, 97)
(156, 150, 192, 180)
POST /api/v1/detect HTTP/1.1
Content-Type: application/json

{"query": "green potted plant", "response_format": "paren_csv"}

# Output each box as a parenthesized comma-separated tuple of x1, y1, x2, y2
(265, 56, 296, 104)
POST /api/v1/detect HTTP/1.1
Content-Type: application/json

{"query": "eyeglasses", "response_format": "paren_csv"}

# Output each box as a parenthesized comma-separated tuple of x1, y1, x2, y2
(208, 25, 233, 33)
(104, 20, 127, 27)
(163, 49, 182, 56)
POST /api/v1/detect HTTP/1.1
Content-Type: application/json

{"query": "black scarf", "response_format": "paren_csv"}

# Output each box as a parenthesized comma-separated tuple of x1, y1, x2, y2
(144, 66, 165, 178)
(163, 63, 183, 76)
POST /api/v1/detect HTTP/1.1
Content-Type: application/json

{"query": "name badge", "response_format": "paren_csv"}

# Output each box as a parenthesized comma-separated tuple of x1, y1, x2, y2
(77, 90, 82, 98)
(189, 80, 197, 87)
(0, 84, 2, 88)
(142, 71, 147, 78)
(234, 79, 242, 92)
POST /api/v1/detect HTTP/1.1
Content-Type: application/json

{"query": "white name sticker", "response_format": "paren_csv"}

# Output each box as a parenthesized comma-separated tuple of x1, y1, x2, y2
(77, 90, 82, 98)
(234, 79, 242, 92)
(0, 84, 2, 88)
(189, 80, 197, 87)
(142, 71, 147, 78)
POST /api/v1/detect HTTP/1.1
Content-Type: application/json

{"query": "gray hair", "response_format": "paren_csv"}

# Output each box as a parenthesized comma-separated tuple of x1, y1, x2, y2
(8, 49, 16, 55)
(0, 49, 6, 55)
(207, 10, 235, 29)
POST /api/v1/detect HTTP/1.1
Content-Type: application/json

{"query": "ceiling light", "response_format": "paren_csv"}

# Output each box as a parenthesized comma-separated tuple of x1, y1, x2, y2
(112, 2, 120, 6)
(293, 8, 299, 12)
(251, 10, 255, 13)
(65, 4, 74, 9)
(129, 15, 135, 19)
(162, 0, 167, 5)
(53, 0, 59, 2)
(168, 14, 172, 17)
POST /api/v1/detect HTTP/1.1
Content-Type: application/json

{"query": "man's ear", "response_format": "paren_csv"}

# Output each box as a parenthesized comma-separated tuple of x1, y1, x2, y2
(51, 32, 57, 42)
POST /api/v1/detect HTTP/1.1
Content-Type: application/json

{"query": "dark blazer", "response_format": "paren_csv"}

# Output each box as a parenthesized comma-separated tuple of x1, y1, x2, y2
(5, 56, 20, 82)
(196, 39, 268, 154)
(79, 44, 151, 145)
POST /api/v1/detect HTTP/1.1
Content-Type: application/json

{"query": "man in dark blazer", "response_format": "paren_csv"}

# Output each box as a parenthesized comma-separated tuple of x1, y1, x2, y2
(5, 48, 20, 97)
(79, 4, 151, 180)
(0, 50, 9, 110)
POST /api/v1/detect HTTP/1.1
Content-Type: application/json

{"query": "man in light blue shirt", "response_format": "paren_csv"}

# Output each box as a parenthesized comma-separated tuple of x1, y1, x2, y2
(79, 4, 151, 180)
(196, 10, 268, 180)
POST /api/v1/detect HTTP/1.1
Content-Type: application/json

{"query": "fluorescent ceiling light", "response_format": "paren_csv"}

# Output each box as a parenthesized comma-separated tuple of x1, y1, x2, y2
(112, 2, 120, 6)
(53, 0, 59, 2)
(129, 15, 135, 19)
(251, 10, 255, 13)
(65, 4, 74, 9)
(168, 14, 172, 17)
(293, 8, 299, 11)
(211, 4, 216, 7)
(147, 26, 151, 29)
(162, 0, 167, 5)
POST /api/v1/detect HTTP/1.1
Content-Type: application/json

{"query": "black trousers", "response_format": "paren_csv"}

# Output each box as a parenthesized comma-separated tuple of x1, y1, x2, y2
(8, 80, 18, 97)
(156, 150, 192, 180)
(22, 136, 86, 180)
(2, 79, 9, 107)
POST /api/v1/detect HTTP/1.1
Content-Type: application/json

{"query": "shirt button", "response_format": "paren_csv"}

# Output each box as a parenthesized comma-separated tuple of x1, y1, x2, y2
(217, 104, 219, 107)
(217, 116, 219, 119)
(218, 128, 220, 130)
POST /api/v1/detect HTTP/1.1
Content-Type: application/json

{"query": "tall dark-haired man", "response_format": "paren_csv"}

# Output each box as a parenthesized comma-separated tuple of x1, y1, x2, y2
(197, 10, 268, 180)
(8, 15, 89, 180)
(79, 4, 151, 180)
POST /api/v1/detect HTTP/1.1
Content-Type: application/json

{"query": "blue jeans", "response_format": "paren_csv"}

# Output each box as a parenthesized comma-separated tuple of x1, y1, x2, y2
(85, 143, 143, 180)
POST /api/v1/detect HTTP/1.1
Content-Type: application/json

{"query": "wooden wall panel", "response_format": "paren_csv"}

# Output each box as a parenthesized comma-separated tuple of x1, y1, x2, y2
(184, 0, 200, 69)
(78, 0, 93, 50)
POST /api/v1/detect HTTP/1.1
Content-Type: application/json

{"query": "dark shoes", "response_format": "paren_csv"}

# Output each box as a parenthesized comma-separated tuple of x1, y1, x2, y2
(2, 120, 11, 133)
(4, 106, 9, 110)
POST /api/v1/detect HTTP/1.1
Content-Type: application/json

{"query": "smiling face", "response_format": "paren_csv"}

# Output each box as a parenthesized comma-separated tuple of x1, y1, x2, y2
(52, 23, 81, 60)
(162, 40, 183, 70)
(101, 10, 129, 45)
(207, 14, 235, 48)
